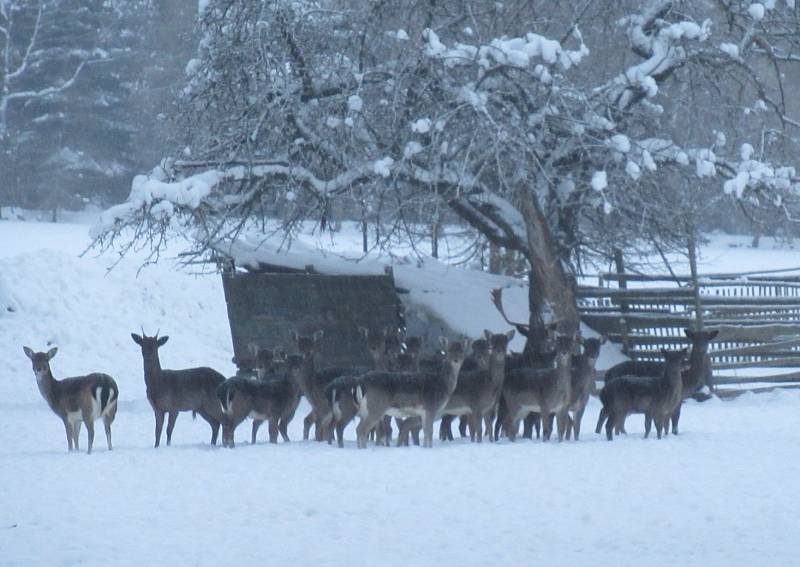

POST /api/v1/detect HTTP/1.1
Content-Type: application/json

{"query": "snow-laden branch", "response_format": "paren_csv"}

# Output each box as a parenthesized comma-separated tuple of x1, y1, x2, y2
(600, 1, 711, 110)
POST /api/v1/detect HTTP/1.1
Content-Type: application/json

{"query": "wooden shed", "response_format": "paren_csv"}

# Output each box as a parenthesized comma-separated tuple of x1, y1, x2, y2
(220, 259, 404, 372)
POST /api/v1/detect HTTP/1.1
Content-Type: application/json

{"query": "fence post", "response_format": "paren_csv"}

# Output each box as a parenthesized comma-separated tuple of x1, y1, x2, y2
(687, 235, 704, 329)
(613, 248, 631, 355)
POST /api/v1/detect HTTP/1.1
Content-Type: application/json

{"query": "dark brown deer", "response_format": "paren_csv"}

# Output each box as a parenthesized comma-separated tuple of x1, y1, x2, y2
(216, 350, 302, 447)
(600, 348, 687, 440)
(501, 335, 574, 441)
(23, 346, 119, 454)
(435, 331, 514, 443)
(355, 338, 468, 448)
(131, 332, 226, 447)
(596, 329, 718, 436)
(324, 327, 400, 448)
(291, 330, 336, 442)
(564, 336, 605, 441)
(438, 338, 491, 441)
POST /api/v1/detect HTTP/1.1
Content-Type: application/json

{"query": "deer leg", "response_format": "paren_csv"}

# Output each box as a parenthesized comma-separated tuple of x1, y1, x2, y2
(411, 425, 421, 446)
(154, 410, 165, 448)
(671, 404, 681, 435)
(63, 418, 74, 451)
(458, 416, 468, 438)
(573, 406, 586, 441)
(209, 418, 220, 446)
(103, 417, 113, 451)
(302, 410, 314, 440)
(82, 411, 95, 455)
(252, 419, 264, 444)
(356, 413, 380, 449)
(644, 414, 652, 439)
(595, 407, 608, 434)
(541, 412, 552, 442)
(655, 416, 664, 440)
(422, 413, 435, 448)
(522, 413, 534, 439)
(165, 412, 179, 446)
(556, 411, 568, 442)
(279, 418, 291, 442)
(605, 412, 616, 441)
(439, 415, 451, 442)
(268, 418, 279, 443)
(72, 421, 82, 450)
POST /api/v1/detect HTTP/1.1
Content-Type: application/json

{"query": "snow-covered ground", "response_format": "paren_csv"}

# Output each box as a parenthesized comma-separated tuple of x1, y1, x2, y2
(1, 218, 799, 566)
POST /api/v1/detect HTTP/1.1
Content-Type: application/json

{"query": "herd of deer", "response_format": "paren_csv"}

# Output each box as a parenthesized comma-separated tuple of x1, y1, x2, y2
(21, 291, 720, 454)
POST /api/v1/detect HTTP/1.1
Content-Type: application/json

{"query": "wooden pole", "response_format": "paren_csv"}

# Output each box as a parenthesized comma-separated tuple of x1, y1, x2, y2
(613, 248, 630, 355)
(688, 234, 704, 329)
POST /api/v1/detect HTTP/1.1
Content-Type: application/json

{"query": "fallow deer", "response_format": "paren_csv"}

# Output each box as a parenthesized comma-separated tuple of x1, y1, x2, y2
(23, 346, 118, 454)
(564, 336, 605, 441)
(501, 335, 575, 442)
(355, 338, 468, 448)
(131, 332, 226, 447)
(596, 329, 718, 436)
(599, 348, 687, 440)
(216, 349, 302, 447)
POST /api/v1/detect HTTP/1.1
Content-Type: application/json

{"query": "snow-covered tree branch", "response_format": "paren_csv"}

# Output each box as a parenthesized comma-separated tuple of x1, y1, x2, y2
(92, 0, 800, 342)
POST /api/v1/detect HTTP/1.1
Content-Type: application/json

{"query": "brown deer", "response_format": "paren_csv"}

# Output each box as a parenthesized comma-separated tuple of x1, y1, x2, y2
(599, 348, 687, 440)
(355, 338, 468, 448)
(291, 330, 335, 442)
(596, 329, 718, 436)
(501, 335, 575, 441)
(23, 346, 119, 454)
(564, 336, 605, 441)
(216, 349, 302, 447)
(428, 331, 514, 443)
(131, 332, 226, 447)
(324, 327, 400, 448)
(438, 338, 491, 441)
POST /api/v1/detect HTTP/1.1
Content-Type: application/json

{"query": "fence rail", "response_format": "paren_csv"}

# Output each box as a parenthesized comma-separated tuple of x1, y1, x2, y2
(578, 267, 800, 396)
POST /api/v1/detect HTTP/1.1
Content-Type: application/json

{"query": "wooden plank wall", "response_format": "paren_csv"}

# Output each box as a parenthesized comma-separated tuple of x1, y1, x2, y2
(222, 270, 403, 371)
(578, 271, 800, 389)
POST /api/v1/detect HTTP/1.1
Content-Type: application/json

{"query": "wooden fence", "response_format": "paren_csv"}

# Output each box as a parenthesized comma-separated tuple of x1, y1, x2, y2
(577, 268, 800, 397)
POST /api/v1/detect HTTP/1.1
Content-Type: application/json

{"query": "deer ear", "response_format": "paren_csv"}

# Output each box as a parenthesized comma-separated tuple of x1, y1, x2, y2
(684, 329, 695, 339)
(274, 347, 286, 361)
(506, 329, 516, 341)
(23, 346, 34, 359)
(708, 330, 719, 340)
(600, 334, 608, 345)
(660, 348, 667, 356)
(131, 333, 143, 346)
(46, 347, 58, 360)
(313, 330, 324, 343)
(157, 336, 169, 347)
(483, 330, 492, 342)
(358, 326, 369, 340)
(289, 330, 299, 342)
(248, 343, 259, 356)
(438, 336, 449, 350)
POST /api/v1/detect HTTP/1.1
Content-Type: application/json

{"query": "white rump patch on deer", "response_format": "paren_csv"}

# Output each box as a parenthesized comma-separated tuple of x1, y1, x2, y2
(248, 411, 268, 420)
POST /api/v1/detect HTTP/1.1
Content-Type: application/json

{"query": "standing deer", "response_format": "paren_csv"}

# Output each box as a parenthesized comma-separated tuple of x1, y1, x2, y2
(501, 335, 575, 442)
(565, 336, 605, 441)
(430, 331, 514, 443)
(131, 332, 226, 447)
(23, 346, 118, 454)
(324, 327, 399, 448)
(355, 338, 468, 448)
(599, 348, 687, 440)
(596, 329, 718, 436)
(216, 349, 302, 447)
(291, 330, 335, 442)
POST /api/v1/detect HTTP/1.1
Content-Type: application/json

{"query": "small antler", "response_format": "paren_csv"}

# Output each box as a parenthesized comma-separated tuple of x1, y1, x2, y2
(490, 288, 530, 337)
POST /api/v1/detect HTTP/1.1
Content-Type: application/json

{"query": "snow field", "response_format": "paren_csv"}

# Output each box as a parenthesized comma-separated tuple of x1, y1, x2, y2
(2, 219, 800, 565)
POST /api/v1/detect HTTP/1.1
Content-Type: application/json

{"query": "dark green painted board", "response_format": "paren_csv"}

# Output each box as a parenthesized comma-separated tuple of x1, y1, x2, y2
(222, 271, 403, 370)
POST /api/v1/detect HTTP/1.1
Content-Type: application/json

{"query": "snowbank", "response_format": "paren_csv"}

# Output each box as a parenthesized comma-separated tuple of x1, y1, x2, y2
(2, 219, 800, 566)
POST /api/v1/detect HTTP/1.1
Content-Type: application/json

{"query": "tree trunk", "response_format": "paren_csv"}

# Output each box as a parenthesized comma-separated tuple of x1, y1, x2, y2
(518, 189, 580, 352)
